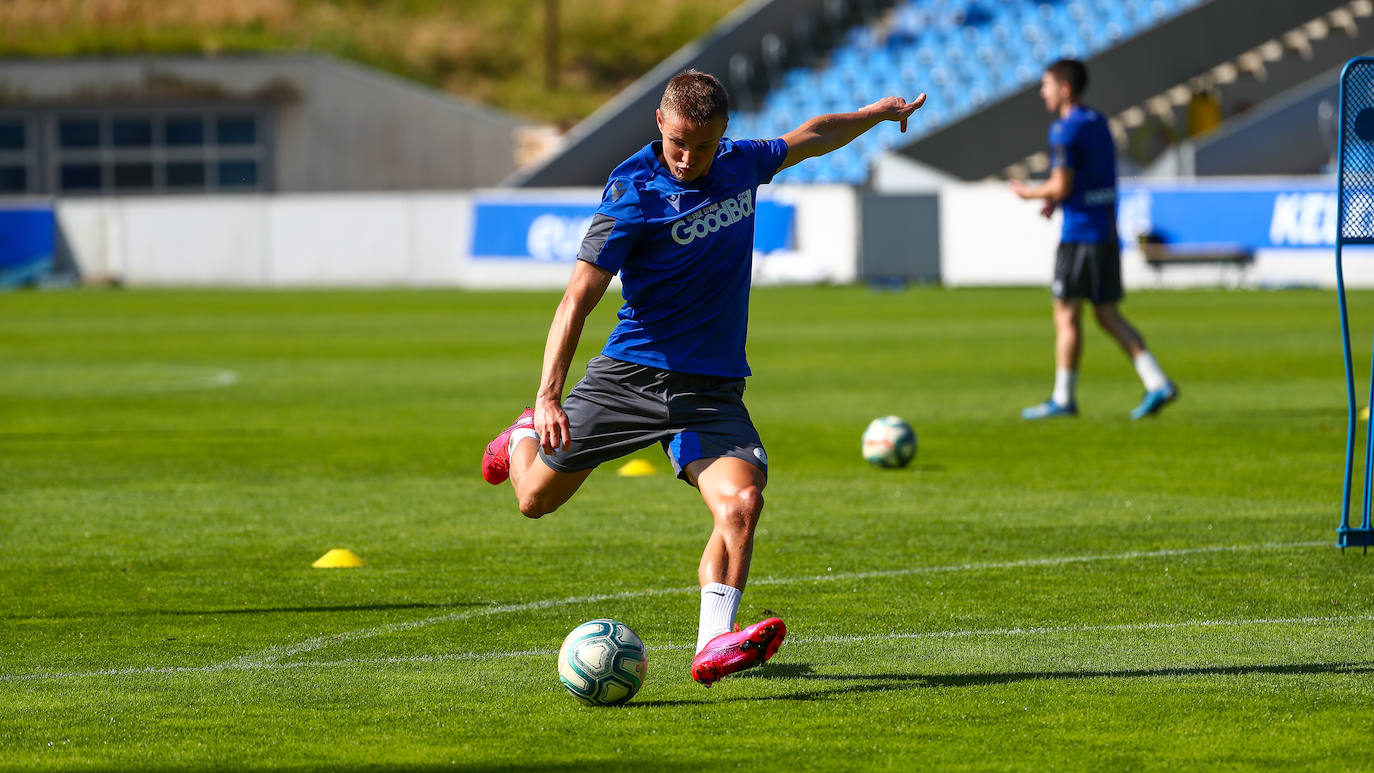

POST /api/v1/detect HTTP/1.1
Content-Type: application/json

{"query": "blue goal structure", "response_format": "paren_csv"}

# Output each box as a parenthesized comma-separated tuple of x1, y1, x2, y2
(1335, 57, 1374, 552)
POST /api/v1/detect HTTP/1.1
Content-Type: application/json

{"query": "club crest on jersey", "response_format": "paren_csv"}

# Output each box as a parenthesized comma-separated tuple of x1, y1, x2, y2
(670, 190, 755, 246)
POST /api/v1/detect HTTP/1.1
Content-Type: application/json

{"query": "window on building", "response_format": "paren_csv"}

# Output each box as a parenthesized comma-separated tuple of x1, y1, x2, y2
(165, 161, 206, 188)
(60, 163, 103, 192)
(217, 160, 259, 188)
(0, 165, 27, 193)
(216, 116, 257, 146)
(165, 117, 204, 146)
(27, 107, 271, 195)
(112, 117, 153, 147)
(0, 121, 25, 151)
(0, 118, 30, 194)
(59, 118, 100, 148)
(113, 162, 155, 190)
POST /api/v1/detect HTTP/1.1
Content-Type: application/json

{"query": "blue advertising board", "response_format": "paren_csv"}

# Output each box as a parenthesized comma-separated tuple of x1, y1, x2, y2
(1118, 178, 1339, 251)
(470, 197, 796, 261)
(0, 204, 55, 286)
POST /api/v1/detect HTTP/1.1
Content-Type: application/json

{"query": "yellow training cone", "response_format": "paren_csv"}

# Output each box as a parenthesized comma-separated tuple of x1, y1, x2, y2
(313, 548, 365, 568)
(617, 459, 658, 477)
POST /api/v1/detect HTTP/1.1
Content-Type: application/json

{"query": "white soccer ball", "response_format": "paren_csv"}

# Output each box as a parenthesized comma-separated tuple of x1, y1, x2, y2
(557, 619, 648, 706)
(861, 415, 917, 468)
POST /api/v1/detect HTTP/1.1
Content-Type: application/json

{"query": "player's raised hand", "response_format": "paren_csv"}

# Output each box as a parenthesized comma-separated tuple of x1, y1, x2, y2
(866, 94, 927, 133)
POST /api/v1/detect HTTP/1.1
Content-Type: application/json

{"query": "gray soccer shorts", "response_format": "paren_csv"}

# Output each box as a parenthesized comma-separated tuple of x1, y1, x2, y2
(1053, 240, 1124, 304)
(538, 355, 768, 485)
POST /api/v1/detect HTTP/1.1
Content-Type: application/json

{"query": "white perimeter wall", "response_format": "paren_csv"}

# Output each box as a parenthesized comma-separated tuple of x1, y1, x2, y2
(57, 182, 1367, 289)
(939, 182, 1372, 289)
(57, 187, 858, 289)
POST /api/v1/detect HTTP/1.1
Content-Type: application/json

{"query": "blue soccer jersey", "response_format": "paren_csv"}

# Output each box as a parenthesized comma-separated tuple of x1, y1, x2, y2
(575, 137, 789, 378)
(1049, 106, 1118, 244)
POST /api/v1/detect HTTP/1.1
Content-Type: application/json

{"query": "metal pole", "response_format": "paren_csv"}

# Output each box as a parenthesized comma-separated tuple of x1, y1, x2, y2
(544, 0, 560, 90)
(1337, 61, 1356, 550)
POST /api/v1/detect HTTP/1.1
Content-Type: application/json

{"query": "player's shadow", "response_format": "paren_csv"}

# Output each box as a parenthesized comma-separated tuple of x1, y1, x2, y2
(627, 660, 1374, 708)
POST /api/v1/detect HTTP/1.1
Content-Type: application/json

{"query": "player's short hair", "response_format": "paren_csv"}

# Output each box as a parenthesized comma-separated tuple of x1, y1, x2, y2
(1046, 59, 1089, 98)
(659, 70, 730, 126)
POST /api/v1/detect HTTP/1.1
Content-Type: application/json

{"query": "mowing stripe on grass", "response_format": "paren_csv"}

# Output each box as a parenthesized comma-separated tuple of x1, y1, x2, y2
(219, 540, 1325, 669)
(7, 612, 1372, 683)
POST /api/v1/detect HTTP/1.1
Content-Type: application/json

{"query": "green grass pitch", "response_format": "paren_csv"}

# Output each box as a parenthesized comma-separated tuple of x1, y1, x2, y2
(3, 285, 1372, 770)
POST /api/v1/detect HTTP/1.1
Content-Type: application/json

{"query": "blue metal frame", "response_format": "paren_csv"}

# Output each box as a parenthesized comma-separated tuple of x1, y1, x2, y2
(1336, 57, 1374, 552)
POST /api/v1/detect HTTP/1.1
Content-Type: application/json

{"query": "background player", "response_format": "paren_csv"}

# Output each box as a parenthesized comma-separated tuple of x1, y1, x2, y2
(1012, 59, 1178, 421)
(482, 70, 923, 687)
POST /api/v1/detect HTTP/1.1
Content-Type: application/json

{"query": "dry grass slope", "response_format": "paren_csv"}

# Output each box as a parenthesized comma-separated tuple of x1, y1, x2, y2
(0, 0, 747, 123)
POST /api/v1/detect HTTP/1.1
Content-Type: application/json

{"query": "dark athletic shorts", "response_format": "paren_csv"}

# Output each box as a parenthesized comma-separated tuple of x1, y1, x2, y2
(1053, 240, 1124, 305)
(538, 355, 767, 485)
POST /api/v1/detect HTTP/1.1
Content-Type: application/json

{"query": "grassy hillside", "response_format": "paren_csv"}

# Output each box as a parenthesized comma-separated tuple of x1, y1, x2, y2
(0, 0, 747, 124)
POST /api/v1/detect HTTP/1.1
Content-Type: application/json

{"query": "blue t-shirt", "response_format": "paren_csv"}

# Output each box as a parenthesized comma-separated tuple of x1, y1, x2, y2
(1049, 105, 1118, 244)
(576, 137, 789, 378)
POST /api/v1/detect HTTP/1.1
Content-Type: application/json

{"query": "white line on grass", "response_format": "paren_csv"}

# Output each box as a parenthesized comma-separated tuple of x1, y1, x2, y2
(7, 612, 1372, 683)
(746, 540, 1330, 587)
(219, 540, 1325, 669)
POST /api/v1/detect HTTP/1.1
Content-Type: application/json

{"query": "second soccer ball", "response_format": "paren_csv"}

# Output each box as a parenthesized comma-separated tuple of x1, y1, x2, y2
(861, 415, 917, 468)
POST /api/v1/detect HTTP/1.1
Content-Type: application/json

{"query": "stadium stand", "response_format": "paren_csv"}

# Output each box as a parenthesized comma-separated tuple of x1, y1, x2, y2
(514, 0, 1371, 187)
(732, 0, 1214, 184)
(920, 0, 1365, 180)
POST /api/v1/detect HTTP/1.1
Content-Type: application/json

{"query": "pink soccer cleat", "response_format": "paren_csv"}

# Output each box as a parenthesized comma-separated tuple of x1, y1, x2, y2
(481, 408, 534, 485)
(690, 616, 786, 687)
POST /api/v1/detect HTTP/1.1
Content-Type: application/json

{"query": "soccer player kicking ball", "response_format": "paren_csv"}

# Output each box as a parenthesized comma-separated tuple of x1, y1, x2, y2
(1011, 59, 1178, 420)
(482, 70, 923, 686)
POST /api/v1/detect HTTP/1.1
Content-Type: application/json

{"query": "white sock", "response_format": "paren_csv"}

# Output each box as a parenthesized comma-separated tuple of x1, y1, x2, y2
(1052, 369, 1077, 407)
(508, 427, 537, 455)
(697, 582, 742, 652)
(1133, 351, 1169, 392)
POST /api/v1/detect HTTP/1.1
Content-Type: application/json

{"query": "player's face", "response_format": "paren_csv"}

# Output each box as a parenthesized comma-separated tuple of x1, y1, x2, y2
(656, 109, 726, 183)
(1040, 72, 1071, 113)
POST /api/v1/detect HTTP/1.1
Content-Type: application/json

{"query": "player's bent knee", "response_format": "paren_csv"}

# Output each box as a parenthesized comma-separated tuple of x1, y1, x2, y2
(517, 492, 558, 519)
(513, 460, 590, 519)
(517, 496, 542, 519)
(716, 486, 764, 532)
(515, 479, 565, 519)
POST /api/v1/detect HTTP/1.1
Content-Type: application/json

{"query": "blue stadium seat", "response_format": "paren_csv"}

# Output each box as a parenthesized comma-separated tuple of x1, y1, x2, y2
(782, 67, 812, 91)
(740, 0, 1195, 184)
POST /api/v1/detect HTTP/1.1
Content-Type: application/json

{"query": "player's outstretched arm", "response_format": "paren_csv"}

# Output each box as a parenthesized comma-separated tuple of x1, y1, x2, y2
(535, 260, 614, 452)
(1009, 167, 1075, 217)
(777, 94, 926, 172)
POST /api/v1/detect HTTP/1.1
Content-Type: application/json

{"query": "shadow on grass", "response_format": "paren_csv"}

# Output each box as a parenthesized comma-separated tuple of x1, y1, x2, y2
(59, 765, 697, 773)
(629, 660, 1374, 708)
(7, 601, 490, 621)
